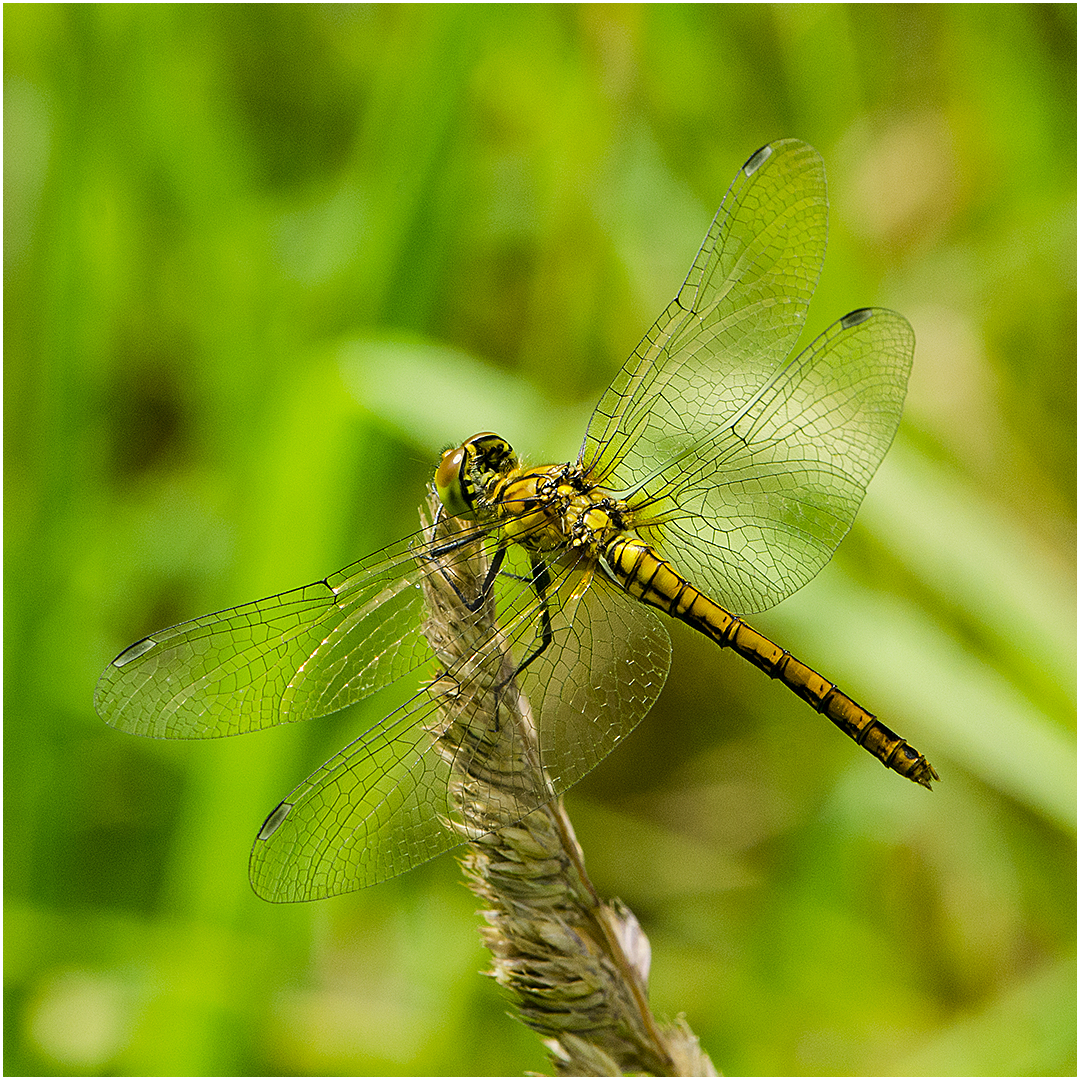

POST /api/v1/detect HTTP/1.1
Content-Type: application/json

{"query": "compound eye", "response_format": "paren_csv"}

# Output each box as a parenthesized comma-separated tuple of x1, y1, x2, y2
(434, 445, 473, 517)
(471, 433, 509, 455)
(469, 433, 517, 474)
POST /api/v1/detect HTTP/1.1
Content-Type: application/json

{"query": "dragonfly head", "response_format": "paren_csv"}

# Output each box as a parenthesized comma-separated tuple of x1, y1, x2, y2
(435, 433, 519, 518)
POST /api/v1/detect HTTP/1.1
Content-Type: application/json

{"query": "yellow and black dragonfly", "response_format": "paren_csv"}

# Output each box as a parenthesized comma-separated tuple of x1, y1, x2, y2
(95, 140, 936, 902)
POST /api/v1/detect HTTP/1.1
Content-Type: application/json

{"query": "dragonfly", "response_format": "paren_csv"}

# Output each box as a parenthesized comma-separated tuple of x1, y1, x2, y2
(95, 139, 937, 903)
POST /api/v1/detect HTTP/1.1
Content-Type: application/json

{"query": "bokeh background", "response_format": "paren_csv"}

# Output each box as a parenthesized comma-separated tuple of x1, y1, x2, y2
(5, 5, 1075, 1076)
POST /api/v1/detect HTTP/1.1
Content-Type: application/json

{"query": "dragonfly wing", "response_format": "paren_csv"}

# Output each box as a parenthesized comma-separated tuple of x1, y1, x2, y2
(247, 544, 670, 900)
(580, 139, 827, 489)
(517, 557, 671, 796)
(634, 308, 915, 612)
(93, 522, 498, 739)
(249, 689, 464, 898)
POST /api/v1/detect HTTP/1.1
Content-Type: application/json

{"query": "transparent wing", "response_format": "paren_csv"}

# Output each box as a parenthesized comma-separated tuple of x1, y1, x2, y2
(248, 543, 671, 901)
(522, 561, 671, 796)
(248, 685, 470, 898)
(632, 308, 915, 612)
(580, 139, 827, 489)
(93, 520, 499, 739)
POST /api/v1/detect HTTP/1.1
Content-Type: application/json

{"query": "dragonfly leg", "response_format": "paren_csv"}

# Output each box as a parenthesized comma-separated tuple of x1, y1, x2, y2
(508, 555, 555, 677)
(421, 532, 508, 613)
(486, 554, 555, 735)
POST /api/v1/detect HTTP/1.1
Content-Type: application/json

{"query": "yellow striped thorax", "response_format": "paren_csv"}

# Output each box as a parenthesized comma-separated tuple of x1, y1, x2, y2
(434, 433, 630, 560)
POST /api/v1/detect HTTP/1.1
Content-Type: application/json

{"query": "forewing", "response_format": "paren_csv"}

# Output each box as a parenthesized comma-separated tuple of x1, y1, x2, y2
(580, 140, 827, 489)
(93, 522, 498, 739)
(634, 308, 915, 612)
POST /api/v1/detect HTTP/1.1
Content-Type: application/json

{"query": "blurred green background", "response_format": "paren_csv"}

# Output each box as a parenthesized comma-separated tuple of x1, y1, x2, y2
(5, 5, 1075, 1076)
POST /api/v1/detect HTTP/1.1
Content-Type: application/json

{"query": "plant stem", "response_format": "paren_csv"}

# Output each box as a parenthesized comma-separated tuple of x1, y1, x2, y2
(419, 494, 717, 1077)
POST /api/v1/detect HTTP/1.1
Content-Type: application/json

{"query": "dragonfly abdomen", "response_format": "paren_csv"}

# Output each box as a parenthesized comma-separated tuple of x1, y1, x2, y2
(603, 535, 938, 789)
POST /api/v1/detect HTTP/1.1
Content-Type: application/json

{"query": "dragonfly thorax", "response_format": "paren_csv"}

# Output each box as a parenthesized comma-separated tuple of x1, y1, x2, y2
(495, 464, 630, 559)
(435, 433, 629, 558)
